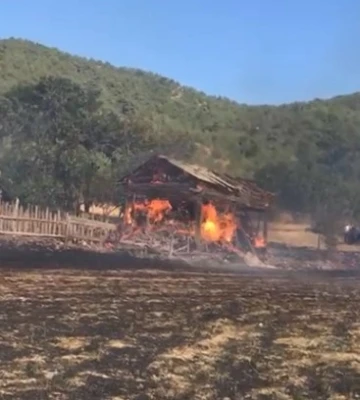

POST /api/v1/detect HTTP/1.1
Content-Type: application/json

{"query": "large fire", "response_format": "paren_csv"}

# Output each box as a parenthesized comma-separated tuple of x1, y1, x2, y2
(201, 203, 236, 242)
(134, 199, 172, 223)
(124, 198, 238, 243)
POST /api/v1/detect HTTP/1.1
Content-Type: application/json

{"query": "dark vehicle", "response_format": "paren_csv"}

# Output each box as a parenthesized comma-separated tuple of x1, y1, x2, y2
(344, 224, 360, 244)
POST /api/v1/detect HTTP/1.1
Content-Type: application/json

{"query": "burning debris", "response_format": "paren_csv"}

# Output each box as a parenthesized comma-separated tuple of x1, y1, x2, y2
(112, 155, 274, 268)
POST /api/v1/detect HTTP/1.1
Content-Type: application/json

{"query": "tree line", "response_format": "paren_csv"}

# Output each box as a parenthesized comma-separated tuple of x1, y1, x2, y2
(0, 72, 360, 225)
(0, 76, 193, 212)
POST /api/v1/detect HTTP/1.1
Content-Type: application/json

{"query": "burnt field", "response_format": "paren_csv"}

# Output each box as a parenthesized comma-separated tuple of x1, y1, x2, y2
(1, 251, 360, 400)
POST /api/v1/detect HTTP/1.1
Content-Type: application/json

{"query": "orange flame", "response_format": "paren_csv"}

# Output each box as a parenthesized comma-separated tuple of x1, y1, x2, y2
(201, 203, 237, 242)
(253, 235, 266, 248)
(133, 199, 172, 223)
(123, 198, 238, 244)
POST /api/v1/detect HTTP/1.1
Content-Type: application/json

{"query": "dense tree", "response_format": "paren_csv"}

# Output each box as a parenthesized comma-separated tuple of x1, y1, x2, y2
(0, 77, 157, 210)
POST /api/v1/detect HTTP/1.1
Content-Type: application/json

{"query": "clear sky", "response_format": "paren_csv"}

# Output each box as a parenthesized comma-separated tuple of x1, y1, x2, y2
(1, 0, 359, 104)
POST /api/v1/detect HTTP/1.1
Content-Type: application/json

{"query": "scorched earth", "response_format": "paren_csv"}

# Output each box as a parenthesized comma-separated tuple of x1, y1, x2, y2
(1, 265, 360, 400)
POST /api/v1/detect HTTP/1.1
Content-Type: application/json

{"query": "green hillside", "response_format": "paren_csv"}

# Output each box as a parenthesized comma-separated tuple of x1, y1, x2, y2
(0, 38, 245, 135)
(1, 38, 360, 221)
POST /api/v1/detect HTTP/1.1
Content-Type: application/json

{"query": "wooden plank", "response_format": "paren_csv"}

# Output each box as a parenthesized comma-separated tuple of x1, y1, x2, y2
(35, 205, 39, 234)
(45, 207, 48, 235)
(0, 231, 64, 238)
(69, 217, 116, 229)
(0, 229, 107, 242)
(0, 216, 67, 224)
(194, 200, 203, 250)
(65, 213, 71, 244)
(263, 212, 268, 242)
(56, 210, 60, 236)
(12, 199, 19, 232)
(51, 211, 55, 236)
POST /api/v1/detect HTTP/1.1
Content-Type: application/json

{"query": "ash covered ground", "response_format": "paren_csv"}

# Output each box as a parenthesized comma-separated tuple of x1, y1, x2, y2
(1, 236, 360, 271)
(1, 237, 360, 399)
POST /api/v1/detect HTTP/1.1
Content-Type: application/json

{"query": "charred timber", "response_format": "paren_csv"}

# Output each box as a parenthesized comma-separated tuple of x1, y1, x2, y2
(121, 183, 270, 212)
(121, 183, 200, 201)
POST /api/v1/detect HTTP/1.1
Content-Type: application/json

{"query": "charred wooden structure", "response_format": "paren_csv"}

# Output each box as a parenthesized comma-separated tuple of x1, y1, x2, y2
(118, 155, 274, 251)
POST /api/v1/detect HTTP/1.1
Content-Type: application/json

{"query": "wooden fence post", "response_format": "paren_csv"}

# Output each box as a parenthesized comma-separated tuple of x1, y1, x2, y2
(0, 200, 116, 243)
(12, 198, 19, 232)
(65, 213, 71, 244)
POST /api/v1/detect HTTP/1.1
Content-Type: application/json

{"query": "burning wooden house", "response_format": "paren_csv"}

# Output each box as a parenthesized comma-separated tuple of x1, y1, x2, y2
(117, 155, 274, 261)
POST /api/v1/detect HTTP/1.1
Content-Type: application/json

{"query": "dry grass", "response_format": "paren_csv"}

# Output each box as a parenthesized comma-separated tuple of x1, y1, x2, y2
(269, 221, 360, 252)
(0, 268, 360, 399)
(269, 222, 319, 248)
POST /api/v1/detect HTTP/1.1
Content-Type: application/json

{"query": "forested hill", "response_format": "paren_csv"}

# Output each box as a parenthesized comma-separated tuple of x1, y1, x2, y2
(0, 38, 245, 131)
(1, 38, 360, 222)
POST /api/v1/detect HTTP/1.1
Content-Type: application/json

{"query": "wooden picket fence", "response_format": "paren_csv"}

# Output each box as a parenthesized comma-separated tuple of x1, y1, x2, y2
(0, 200, 117, 243)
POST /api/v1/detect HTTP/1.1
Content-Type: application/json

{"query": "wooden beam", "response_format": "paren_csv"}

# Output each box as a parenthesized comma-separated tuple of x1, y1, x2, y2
(263, 211, 268, 242)
(121, 183, 270, 211)
(194, 200, 203, 250)
(123, 197, 132, 225)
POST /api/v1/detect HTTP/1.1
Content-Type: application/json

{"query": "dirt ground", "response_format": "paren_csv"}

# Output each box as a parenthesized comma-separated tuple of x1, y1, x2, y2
(1, 262, 360, 399)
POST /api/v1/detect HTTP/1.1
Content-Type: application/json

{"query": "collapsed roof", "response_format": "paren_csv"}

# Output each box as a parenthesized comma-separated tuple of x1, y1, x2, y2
(119, 154, 274, 211)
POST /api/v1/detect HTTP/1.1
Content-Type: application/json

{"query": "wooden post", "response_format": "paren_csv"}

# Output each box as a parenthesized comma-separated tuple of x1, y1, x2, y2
(195, 200, 203, 250)
(123, 198, 131, 225)
(230, 204, 237, 245)
(45, 207, 49, 235)
(0, 203, 3, 233)
(145, 211, 150, 233)
(123, 195, 135, 225)
(35, 205, 39, 233)
(169, 234, 174, 258)
(240, 226, 257, 255)
(263, 211, 268, 243)
(256, 211, 261, 236)
(65, 213, 71, 244)
(12, 198, 19, 232)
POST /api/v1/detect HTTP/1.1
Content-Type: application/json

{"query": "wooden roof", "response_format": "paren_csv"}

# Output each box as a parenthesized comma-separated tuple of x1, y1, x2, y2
(119, 155, 275, 211)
